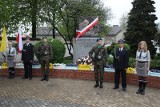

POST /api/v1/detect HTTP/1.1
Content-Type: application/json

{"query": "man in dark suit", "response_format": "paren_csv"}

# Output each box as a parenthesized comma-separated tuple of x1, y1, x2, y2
(21, 36, 34, 80)
(113, 39, 129, 91)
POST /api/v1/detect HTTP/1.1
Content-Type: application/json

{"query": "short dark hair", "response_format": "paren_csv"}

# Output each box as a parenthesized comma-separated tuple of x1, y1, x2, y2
(25, 36, 30, 40)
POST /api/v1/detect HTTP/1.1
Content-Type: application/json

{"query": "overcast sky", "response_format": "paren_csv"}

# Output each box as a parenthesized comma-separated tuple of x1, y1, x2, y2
(101, 0, 160, 25)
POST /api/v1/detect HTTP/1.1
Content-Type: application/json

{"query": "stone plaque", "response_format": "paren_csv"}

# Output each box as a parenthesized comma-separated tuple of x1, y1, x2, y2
(73, 37, 103, 63)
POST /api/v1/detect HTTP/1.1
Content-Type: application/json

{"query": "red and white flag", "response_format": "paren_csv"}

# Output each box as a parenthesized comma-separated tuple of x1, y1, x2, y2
(16, 27, 23, 53)
(75, 17, 98, 41)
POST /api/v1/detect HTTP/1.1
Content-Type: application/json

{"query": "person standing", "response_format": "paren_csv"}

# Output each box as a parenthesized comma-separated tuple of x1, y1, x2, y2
(37, 37, 52, 81)
(21, 36, 34, 80)
(113, 39, 129, 91)
(135, 41, 150, 95)
(6, 41, 16, 79)
(89, 38, 107, 88)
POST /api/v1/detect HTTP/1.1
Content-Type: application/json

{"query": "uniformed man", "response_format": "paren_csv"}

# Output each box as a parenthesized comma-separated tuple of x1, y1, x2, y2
(37, 36, 52, 81)
(89, 38, 107, 88)
(21, 36, 34, 80)
(113, 39, 129, 91)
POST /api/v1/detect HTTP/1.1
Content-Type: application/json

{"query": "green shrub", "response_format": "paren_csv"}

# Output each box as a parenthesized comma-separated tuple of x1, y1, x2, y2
(128, 57, 136, 68)
(34, 39, 66, 63)
(154, 53, 160, 60)
(149, 53, 160, 68)
(107, 57, 113, 65)
(150, 59, 160, 68)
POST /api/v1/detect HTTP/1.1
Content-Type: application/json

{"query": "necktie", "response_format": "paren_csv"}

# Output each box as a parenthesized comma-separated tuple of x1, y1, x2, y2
(9, 48, 11, 54)
(139, 51, 142, 59)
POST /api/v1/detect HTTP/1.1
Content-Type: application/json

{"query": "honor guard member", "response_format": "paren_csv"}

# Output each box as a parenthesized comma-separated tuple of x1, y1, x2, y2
(37, 36, 52, 81)
(89, 38, 107, 88)
(6, 41, 16, 79)
(22, 36, 34, 80)
(113, 39, 129, 91)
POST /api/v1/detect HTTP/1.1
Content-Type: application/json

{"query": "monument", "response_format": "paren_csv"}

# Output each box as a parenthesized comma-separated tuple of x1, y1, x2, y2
(73, 16, 102, 63)
(73, 37, 104, 63)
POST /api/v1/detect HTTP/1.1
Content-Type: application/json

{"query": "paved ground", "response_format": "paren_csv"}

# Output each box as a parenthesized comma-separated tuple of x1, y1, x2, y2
(0, 77, 160, 107)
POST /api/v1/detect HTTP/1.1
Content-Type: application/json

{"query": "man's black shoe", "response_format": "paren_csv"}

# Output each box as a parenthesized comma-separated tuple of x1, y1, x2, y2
(113, 87, 119, 89)
(122, 88, 126, 92)
(41, 74, 46, 81)
(22, 77, 28, 79)
(41, 77, 46, 81)
(99, 84, 103, 88)
(45, 75, 49, 81)
(29, 77, 32, 80)
(94, 84, 99, 88)
(45, 77, 49, 81)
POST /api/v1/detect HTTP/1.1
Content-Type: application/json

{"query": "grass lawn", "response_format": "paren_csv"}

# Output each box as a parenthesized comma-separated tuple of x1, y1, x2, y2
(63, 56, 73, 64)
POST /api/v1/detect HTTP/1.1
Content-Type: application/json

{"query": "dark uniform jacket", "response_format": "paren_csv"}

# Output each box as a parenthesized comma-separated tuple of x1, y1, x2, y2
(22, 43, 34, 62)
(89, 45, 107, 65)
(113, 48, 129, 70)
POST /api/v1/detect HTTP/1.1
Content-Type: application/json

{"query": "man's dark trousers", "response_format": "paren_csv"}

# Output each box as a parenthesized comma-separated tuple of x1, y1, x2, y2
(24, 61, 32, 78)
(114, 69, 126, 88)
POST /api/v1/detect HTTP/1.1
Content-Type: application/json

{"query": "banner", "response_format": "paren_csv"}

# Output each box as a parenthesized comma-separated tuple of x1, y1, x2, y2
(75, 17, 99, 41)
(0, 26, 8, 52)
(16, 27, 23, 53)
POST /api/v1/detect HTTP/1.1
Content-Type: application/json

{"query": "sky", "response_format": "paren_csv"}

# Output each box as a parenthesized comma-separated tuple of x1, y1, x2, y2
(101, 0, 160, 25)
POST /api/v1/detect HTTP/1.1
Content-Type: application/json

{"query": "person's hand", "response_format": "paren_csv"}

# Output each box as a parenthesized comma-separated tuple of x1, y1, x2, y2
(30, 60, 33, 63)
(125, 68, 127, 71)
(147, 68, 150, 72)
(92, 57, 96, 62)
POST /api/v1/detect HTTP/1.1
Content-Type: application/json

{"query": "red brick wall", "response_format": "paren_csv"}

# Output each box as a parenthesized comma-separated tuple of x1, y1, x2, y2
(0, 68, 160, 88)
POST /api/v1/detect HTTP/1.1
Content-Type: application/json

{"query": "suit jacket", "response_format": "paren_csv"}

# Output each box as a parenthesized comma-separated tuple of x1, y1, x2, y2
(22, 43, 34, 62)
(113, 48, 129, 70)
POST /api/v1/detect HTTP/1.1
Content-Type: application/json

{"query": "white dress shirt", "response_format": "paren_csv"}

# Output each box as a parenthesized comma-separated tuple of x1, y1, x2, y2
(136, 50, 150, 62)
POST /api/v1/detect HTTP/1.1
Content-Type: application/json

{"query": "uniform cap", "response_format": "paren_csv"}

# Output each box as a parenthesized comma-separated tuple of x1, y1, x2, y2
(42, 36, 47, 39)
(118, 39, 125, 44)
(97, 38, 102, 42)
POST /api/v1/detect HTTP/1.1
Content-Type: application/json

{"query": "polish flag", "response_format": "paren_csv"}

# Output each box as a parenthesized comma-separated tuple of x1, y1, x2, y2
(16, 28, 23, 53)
(75, 17, 98, 41)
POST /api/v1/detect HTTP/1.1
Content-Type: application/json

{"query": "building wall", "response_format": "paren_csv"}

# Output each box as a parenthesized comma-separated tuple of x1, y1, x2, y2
(115, 30, 125, 42)
(105, 30, 125, 44)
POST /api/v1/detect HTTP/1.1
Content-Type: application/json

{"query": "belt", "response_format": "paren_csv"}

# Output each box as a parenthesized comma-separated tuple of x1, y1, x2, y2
(138, 61, 148, 63)
(7, 55, 13, 57)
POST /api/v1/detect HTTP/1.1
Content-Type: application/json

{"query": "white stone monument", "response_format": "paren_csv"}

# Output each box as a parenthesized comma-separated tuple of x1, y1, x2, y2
(73, 36, 104, 63)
